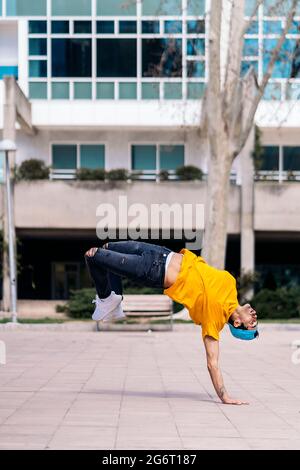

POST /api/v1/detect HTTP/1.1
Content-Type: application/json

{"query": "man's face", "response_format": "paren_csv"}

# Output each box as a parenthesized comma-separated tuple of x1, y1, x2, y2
(237, 303, 258, 330)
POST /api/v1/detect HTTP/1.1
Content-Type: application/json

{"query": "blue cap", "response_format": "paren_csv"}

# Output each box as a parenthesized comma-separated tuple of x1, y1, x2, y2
(228, 323, 259, 341)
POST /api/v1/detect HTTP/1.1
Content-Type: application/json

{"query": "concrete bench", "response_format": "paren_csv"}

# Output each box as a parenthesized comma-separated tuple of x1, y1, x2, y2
(96, 294, 173, 332)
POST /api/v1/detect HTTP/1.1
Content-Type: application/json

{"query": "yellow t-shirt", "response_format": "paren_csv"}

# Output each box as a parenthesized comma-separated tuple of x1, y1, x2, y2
(164, 248, 239, 340)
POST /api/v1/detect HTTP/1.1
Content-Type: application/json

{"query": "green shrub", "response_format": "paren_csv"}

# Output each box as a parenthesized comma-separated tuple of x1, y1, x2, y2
(106, 168, 129, 181)
(67, 288, 96, 319)
(159, 170, 169, 181)
(17, 159, 49, 180)
(175, 165, 203, 181)
(251, 287, 300, 319)
(76, 168, 106, 180)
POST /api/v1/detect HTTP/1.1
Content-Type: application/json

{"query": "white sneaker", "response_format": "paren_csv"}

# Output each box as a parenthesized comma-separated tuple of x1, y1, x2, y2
(102, 303, 126, 323)
(92, 291, 123, 321)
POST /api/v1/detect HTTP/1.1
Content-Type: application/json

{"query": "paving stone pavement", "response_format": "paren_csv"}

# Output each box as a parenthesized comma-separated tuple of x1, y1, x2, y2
(1, 323, 300, 450)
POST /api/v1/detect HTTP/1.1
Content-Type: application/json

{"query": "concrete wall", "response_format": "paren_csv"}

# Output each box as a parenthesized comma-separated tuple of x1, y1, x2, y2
(0, 21, 18, 67)
(0, 180, 297, 234)
(6, 180, 241, 234)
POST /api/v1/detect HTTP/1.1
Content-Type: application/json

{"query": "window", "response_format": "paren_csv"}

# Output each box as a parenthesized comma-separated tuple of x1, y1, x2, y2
(29, 21, 47, 34)
(97, 0, 136, 16)
(260, 147, 279, 171)
(80, 145, 105, 169)
(187, 0, 205, 16)
(187, 61, 205, 77)
(97, 21, 114, 34)
(52, 82, 70, 99)
(283, 147, 300, 171)
(243, 39, 259, 57)
(52, 144, 105, 171)
(52, 145, 77, 170)
(142, 83, 160, 99)
(74, 21, 92, 34)
(142, 39, 182, 77)
(51, 21, 69, 34)
(142, 21, 160, 34)
(164, 21, 182, 34)
(52, 39, 92, 77)
(160, 145, 184, 170)
(187, 20, 205, 34)
(263, 39, 300, 79)
(263, 83, 281, 100)
(119, 21, 137, 34)
(29, 60, 47, 78)
(164, 83, 182, 99)
(52, 0, 91, 16)
(245, 21, 258, 35)
(29, 82, 47, 99)
(97, 39, 137, 77)
(263, 20, 283, 35)
(132, 146, 156, 170)
(119, 83, 137, 99)
(7, 0, 47, 16)
(131, 144, 185, 173)
(142, 0, 182, 16)
(29, 39, 47, 56)
(241, 60, 258, 77)
(74, 82, 92, 99)
(96, 82, 115, 99)
(187, 39, 205, 56)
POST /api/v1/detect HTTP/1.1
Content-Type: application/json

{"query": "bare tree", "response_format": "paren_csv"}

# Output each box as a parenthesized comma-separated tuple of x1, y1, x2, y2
(201, 0, 300, 269)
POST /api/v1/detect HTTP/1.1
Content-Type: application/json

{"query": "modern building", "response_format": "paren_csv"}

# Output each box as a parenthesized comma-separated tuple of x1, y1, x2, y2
(0, 0, 300, 301)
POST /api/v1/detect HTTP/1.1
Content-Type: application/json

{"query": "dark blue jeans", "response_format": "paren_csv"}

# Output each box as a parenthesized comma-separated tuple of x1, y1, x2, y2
(85, 241, 172, 298)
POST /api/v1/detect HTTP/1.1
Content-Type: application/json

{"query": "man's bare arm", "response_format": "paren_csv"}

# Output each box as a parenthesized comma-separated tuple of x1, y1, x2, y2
(203, 336, 249, 405)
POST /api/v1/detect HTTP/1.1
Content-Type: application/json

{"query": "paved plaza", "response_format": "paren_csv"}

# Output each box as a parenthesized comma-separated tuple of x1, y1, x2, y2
(0, 323, 300, 450)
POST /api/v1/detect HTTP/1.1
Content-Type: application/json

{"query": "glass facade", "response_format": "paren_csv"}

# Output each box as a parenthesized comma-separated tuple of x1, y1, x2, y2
(131, 144, 185, 174)
(258, 146, 300, 180)
(52, 144, 105, 170)
(7, 0, 47, 16)
(20, 0, 205, 100)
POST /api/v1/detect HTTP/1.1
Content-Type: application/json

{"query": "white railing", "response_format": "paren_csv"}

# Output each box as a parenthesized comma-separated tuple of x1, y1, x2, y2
(255, 171, 300, 182)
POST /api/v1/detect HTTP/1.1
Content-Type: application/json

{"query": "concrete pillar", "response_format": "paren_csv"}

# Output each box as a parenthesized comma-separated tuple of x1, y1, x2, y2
(2, 77, 17, 312)
(240, 127, 255, 298)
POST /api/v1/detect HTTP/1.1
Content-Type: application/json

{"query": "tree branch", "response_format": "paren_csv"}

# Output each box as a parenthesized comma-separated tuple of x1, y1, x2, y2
(239, 0, 299, 152)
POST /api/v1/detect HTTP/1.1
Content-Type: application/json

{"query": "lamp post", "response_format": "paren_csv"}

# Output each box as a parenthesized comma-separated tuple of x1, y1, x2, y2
(0, 139, 17, 323)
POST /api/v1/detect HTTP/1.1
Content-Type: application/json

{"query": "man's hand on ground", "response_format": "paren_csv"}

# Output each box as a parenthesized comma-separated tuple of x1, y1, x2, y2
(221, 396, 249, 405)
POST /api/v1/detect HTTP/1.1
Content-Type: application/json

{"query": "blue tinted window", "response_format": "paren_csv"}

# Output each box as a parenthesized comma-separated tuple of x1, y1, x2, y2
(160, 145, 184, 170)
(52, 21, 69, 34)
(7, 0, 47, 16)
(263, 83, 281, 100)
(283, 147, 300, 171)
(289, 21, 300, 35)
(142, 21, 159, 34)
(74, 21, 92, 34)
(52, 39, 92, 77)
(164, 21, 182, 34)
(187, 0, 205, 15)
(97, 39, 137, 77)
(52, 145, 77, 170)
(187, 20, 205, 34)
(132, 146, 156, 170)
(80, 145, 105, 169)
(29, 21, 47, 34)
(286, 83, 300, 100)
(187, 39, 205, 55)
(260, 147, 279, 171)
(263, 20, 282, 34)
(241, 60, 258, 76)
(187, 60, 205, 77)
(244, 0, 257, 17)
(142, 0, 181, 15)
(97, 0, 136, 16)
(243, 39, 259, 56)
(52, 0, 91, 16)
(263, 39, 299, 78)
(29, 60, 47, 78)
(97, 21, 114, 34)
(29, 39, 47, 56)
(142, 39, 182, 78)
(245, 20, 258, 34)
(119, 21, 137, 34)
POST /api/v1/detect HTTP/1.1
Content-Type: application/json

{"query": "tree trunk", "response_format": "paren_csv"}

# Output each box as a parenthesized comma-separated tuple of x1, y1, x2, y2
(202, 137, 232, 269)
